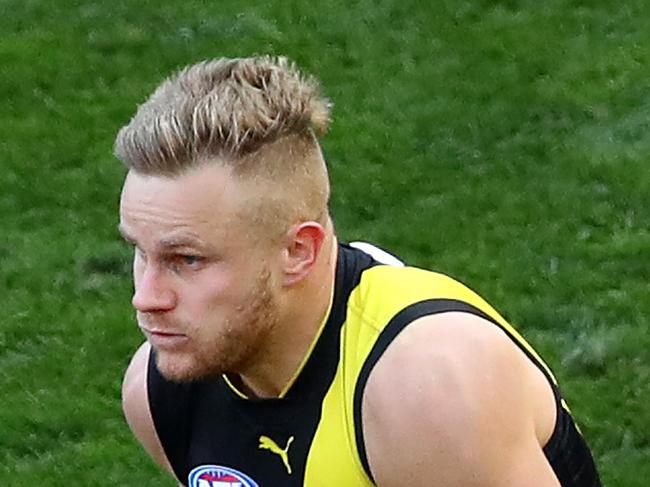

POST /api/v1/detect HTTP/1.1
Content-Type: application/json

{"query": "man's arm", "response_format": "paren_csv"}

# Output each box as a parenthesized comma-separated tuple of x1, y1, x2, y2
(122, 341, 182, 485)
(362, 312, 560, 487)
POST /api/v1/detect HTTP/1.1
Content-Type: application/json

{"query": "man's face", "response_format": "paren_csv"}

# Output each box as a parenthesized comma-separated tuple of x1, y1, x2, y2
(119, 164, 281, 382)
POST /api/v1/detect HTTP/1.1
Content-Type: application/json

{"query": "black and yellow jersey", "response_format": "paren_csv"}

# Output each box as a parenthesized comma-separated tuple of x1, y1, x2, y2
(147, 243, 601, 487)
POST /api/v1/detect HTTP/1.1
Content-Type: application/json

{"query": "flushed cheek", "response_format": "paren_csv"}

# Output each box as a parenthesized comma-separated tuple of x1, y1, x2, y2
(184, 306, 231, 342)
(177, 281, 245, 318)
(172, 270, 258, 328)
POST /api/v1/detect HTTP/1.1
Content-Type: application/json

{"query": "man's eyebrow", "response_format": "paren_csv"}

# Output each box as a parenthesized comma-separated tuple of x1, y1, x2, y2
(158, 233, 207, 249)
(117, 225, 209, 250)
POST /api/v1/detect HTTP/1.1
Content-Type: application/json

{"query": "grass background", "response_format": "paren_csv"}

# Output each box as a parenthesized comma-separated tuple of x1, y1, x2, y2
(1, 0, 648, 484)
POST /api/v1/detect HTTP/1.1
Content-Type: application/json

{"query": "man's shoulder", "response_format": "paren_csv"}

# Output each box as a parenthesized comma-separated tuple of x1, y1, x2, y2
(122, 342, 152, 438)
(359, 306, 555, 432)
(360, 311, 558, 485)
(121, 341, 178, 478)
(363, 310, 534, 402)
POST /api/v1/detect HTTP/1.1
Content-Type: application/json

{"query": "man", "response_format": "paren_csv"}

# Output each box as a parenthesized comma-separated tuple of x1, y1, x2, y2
(116, 56, 601, 486)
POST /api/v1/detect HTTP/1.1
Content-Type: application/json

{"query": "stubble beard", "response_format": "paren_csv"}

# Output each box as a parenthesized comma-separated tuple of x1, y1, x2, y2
(154, 269, 279, 383)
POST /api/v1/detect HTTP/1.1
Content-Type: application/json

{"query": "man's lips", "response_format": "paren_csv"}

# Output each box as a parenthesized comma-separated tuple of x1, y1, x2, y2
(141, 328, 189, 349)
(142, 328, 185, 336)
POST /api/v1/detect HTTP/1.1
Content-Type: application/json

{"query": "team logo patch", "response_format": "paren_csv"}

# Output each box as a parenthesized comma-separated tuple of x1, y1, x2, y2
(188, 465, 259, 487)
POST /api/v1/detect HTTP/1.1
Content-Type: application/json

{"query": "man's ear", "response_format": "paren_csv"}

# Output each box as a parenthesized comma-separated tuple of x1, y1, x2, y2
(282, 221, 326, 286)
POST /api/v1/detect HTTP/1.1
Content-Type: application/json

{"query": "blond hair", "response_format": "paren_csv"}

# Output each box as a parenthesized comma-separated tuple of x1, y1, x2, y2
(114, 56, 330, 173)
(114, 56, 333, 235)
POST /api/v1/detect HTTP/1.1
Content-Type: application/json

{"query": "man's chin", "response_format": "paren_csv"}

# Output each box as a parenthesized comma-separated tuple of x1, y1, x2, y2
(154, 350, 221, 383)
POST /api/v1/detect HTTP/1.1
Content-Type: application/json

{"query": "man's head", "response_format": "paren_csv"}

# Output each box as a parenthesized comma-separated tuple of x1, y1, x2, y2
(115, 56, 332, 239)
(115, 56, 335, 383)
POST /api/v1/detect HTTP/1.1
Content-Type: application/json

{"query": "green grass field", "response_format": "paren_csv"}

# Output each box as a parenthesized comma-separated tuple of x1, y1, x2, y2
(1, 0, 648, 484)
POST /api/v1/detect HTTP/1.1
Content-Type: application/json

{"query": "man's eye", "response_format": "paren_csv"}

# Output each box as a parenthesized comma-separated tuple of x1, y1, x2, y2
(167, 254, 205, 273)
(179, 255, 203, 266)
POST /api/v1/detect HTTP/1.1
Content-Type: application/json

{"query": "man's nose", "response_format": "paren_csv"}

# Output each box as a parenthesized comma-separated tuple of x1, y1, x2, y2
(132, 265, 176, 312)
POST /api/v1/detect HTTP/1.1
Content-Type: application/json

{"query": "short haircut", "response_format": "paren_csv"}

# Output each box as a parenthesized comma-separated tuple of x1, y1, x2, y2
(114, 56, 333, 237)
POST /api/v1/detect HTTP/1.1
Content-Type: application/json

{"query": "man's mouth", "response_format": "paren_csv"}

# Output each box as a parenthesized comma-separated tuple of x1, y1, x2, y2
(141, 327, 189, 349)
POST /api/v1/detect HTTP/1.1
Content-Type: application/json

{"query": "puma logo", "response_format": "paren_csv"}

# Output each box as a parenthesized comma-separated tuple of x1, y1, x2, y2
(258, 435, 294, 474)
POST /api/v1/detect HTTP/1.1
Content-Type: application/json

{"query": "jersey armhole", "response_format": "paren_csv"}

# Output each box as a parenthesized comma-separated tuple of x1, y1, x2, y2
(542, 388, 602, 485)
(351, 298, 560, 484)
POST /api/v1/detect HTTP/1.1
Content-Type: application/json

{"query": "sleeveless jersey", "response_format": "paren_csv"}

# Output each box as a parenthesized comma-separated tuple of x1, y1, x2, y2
(147, 243, 601, 486)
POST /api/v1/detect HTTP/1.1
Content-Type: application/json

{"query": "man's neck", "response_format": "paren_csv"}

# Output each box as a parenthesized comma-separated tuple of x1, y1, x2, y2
(235, 235, 339, 399)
